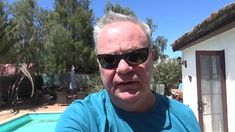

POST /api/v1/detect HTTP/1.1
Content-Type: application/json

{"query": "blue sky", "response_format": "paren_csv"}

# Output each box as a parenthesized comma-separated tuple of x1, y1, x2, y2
(8, 0, 235, 58)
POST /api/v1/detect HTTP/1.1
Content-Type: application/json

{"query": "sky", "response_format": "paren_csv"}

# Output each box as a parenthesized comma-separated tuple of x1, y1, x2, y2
(7, 0, 235, 58)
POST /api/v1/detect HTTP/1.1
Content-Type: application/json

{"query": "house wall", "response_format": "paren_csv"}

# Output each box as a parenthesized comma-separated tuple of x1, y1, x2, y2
(182, 27, 235, 131)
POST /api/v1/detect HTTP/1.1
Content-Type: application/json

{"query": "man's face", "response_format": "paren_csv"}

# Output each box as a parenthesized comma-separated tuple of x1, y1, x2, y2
(96, 21, 154, 109)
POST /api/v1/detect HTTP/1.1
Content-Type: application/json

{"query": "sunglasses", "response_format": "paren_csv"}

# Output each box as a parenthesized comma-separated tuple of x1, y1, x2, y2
(97, 47, 149, 69)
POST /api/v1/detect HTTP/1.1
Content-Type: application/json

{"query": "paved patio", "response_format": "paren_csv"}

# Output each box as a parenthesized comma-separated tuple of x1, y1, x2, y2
(0, 103, 67, 124)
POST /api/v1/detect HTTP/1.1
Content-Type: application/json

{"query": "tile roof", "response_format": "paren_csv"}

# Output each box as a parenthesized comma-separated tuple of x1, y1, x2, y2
(172, 3, 235, 51)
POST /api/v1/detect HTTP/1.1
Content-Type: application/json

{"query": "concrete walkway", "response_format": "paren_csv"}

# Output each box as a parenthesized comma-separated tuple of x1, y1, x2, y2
(0, 103, 67, 124)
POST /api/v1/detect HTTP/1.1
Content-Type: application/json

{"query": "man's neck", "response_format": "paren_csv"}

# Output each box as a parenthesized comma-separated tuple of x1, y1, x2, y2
(110, 90, 156, 113)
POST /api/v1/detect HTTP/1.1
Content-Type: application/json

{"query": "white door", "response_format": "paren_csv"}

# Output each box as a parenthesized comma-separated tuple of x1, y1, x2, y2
(196, 51, 228, 132)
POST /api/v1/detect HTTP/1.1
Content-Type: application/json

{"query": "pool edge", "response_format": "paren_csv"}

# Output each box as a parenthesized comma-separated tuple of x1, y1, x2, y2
(0, 111, 62, 125)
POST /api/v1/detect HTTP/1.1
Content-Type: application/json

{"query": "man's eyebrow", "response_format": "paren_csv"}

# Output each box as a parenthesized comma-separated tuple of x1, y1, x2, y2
(99, 49, 137, 55)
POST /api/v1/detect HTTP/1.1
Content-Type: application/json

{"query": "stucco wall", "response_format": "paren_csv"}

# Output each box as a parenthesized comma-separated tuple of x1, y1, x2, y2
(182, 27, 235, 131)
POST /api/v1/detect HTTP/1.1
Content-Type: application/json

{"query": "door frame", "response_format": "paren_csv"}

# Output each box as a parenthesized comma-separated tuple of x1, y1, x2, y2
(196, 50, 228, 132)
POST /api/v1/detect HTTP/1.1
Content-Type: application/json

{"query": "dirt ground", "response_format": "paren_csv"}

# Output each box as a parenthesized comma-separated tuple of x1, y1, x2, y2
(0, 102, 67, 124)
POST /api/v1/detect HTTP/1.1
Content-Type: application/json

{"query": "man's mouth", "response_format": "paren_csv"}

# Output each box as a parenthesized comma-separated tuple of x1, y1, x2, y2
(116, 81, 140, 92)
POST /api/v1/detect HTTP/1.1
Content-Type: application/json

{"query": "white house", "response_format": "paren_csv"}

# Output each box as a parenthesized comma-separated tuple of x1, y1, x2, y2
(172, 3, 235, 132)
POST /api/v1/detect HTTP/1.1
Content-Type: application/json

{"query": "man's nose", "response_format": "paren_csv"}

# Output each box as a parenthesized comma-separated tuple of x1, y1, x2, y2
(116, 59, 133, 74)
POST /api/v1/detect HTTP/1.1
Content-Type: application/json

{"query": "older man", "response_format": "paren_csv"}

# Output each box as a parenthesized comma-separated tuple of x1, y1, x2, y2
(56, 11, 201, 132)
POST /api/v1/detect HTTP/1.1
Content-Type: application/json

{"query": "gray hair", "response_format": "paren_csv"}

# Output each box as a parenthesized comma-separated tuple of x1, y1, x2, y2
(93, 11, 152, 49)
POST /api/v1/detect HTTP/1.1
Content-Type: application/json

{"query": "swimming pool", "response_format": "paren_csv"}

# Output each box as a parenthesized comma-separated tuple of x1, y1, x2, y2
(0, 113, 61, 132)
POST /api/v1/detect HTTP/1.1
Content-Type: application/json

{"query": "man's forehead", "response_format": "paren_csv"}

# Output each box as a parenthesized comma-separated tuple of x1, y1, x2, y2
(102, 21, 139, 31)
(96, 21, 149, 54)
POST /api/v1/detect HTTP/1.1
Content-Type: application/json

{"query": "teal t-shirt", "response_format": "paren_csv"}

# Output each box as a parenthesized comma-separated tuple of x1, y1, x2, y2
(55, 90, 201, 132)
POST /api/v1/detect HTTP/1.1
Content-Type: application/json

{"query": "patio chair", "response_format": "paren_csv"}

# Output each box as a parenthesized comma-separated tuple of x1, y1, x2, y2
(56, 92, 68, 106)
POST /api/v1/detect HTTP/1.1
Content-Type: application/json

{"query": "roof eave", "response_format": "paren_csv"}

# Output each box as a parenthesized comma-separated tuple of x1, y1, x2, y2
(172, 3, 235, 51)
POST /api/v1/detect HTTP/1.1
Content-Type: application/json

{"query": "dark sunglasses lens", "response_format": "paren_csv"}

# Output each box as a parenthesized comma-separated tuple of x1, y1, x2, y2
(127, 48, 148, 65)
(97, 48, 149, 69)
(98, 55, 117, 69)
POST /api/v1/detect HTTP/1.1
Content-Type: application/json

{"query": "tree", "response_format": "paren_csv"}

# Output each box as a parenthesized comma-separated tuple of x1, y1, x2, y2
(153, 59, 182, 87)
(1, 0, 41, 105)
(0, 0, 7, 56)
(0, 1, 15, 62)
(0, 1, 6, 41)
(104, 2, 136, 17)
(54, 0, 97, 73)
(7, 0, 40, 64)
(0, 0, 98, 105)
(37, 10, 74, 73)
(146, 18, 168, 60)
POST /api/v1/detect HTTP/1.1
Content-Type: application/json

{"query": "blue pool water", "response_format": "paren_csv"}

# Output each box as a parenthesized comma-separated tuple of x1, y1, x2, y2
(0, 113, 61, 132)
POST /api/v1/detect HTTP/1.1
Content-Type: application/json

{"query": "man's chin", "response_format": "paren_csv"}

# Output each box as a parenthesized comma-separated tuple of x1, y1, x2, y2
(118, 91, 141, 103)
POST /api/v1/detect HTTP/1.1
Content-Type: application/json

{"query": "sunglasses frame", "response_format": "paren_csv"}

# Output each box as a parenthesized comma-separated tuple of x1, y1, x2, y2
(97, 47, 149, 69)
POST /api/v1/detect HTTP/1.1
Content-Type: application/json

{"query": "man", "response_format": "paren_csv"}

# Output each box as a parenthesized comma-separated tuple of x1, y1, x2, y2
(56, 11, 201, 132)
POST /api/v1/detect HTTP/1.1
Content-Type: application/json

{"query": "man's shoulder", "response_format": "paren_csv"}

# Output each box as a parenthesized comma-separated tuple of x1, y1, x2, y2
(84, 89, 108, 101)
(56, 90, 110, 131)
(71, 89, 109, 108)
(156, 93, 188, 109)
(156, 93, 193, 117)
(155, 93, 200, 131)
(58, 90, 109, 124)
